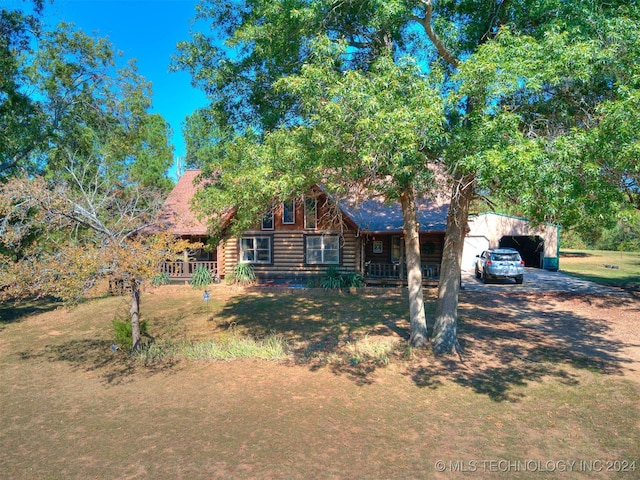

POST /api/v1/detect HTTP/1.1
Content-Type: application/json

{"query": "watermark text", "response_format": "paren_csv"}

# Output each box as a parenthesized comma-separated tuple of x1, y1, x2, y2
(434, 459, 637, 474)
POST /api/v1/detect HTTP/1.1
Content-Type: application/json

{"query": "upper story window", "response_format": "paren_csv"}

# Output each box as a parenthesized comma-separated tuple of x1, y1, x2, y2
(282, 199, 295, 224)
(261, 210, 274, 230)
(240, 236, 272, 264)
(304, 197, 317, 229)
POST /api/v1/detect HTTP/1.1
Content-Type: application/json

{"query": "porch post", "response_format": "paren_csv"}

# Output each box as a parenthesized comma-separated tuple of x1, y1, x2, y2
(399, 237, 405, 280)
(182, 249, 189, 277)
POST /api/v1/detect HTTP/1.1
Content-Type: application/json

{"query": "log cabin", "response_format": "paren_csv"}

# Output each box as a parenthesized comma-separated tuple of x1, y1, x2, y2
(156, 170, 449, 286)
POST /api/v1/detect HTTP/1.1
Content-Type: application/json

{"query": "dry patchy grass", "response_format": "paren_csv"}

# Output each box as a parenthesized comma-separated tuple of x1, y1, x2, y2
(1, 285, 639, 479)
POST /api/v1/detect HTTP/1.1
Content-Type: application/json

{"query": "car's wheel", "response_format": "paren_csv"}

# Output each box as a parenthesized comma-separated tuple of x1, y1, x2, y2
(515, 275, 523, 285)
(475, 266, 481, 279)
(482, 268, 490, 284)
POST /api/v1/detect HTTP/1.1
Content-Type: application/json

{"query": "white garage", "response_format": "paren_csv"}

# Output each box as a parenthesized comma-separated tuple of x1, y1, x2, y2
(462, 213, 560, 272)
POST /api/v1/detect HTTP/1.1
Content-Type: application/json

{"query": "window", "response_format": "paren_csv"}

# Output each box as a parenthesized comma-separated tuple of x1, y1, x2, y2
(492, 252, 521, 262)
(282, 199, 295, 224)
(304, 197, 317, 229)
(391, 236, 402, 264)
(261, 210, 274, 230)
(240, 236, 272, 264)
(305, 235, 340, 265)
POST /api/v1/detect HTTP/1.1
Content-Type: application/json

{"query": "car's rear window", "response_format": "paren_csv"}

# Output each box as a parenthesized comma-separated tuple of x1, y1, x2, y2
(491, 253, 521, 261)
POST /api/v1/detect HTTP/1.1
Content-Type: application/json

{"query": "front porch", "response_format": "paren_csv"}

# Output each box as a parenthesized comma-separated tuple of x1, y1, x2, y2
(160, 261, 218, 281)
(365, 262, 441, 286)
(159, 260, 439, 286)
(361, 232, 443, 286)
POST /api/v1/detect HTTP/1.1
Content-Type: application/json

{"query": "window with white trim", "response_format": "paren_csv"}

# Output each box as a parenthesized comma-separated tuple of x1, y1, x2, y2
(305, 235, 340, 264)
(240, 236, 272, 264)
(282, 199, 295, 224)
(304, 197, 317, 229)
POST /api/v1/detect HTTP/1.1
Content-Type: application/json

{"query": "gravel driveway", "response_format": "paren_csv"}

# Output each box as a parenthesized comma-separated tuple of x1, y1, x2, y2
(461, 267, 626, 295)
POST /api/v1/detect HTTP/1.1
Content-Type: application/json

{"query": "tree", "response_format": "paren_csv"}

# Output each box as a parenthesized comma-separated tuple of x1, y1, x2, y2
(0, 165, 192, 351)
(274, 46, 448, 347)
(176, 0, 450, 346)
(1, 4, 175, 190)
(176, 0, 640, 353)
(1, 2, 183, 349)
(190, 47, 447, 346)
(0, 1, 47, 177)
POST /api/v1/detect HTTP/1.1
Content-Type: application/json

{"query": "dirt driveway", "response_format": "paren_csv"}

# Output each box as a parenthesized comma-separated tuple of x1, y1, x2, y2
(461, 267, 626, 295)
(457, 267, 640, 383)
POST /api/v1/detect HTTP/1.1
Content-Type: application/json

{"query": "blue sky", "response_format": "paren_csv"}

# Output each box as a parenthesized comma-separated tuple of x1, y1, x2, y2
(17, 0, 210, 180)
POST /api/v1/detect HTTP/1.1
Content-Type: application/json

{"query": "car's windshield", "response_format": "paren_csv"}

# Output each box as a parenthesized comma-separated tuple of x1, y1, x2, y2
(491, 253, 520, 262)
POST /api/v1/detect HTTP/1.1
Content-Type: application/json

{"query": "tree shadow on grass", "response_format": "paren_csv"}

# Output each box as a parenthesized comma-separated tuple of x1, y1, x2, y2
(0, 297, 63, 328)
(216, 288, 636, 398)
(214, 288, 412, 385)
(14, 288, 636, 395)
(18, 337, 181, 386)
(408, 291, 636, 401)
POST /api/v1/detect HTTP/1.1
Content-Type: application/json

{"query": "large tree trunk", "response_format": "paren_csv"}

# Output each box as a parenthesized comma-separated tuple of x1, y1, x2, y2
(400, 185, 428, 347)
(431, 173, 474, 355)
(129, 280, 142, 352)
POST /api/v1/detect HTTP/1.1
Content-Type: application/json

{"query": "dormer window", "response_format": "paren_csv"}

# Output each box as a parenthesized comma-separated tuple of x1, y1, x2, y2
(261, 210, 274, 230)
(282, 199, 295, 224)
(304, 197, 317, 229)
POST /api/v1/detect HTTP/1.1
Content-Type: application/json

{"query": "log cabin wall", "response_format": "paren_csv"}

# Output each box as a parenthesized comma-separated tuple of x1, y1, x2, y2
(419, 233, 444, 266)
(221, 193, 360, 283)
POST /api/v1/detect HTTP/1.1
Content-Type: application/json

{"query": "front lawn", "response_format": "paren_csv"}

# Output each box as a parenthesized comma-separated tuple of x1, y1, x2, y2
(1, 285, 638, 478)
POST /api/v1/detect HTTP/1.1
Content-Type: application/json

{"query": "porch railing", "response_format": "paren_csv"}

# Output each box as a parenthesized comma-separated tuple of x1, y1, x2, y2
(366, 263, 440, 280)
(161, 261, 218, 279)
(366, 263, 401, 278)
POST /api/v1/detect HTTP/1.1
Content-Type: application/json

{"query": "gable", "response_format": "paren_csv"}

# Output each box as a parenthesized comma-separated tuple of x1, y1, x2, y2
(157, 170, 208, 236)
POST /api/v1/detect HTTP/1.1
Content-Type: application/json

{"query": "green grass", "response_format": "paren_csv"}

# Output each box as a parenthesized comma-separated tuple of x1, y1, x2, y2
(560, 249, 640, 291)
(136, 333, 290, 363)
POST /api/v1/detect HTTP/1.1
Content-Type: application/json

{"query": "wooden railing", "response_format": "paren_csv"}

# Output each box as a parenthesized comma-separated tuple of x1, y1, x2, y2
(367, 263, 401, 278)
(161, 261, 218, 279)
(366, 263, 440, 280)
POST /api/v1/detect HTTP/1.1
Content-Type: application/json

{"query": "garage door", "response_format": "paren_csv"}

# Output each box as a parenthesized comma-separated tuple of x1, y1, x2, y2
(462, 236, 490, 272)
(499, 235, 544, 268)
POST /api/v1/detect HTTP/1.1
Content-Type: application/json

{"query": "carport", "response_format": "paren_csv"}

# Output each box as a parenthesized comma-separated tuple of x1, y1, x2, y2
(462, 213, 559, 271)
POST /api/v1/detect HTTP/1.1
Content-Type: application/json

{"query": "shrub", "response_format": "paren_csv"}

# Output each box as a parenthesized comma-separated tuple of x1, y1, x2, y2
(225, 262, 256, 285)
(343, 271, 366, 288)
(320, 266, 365, 289)
(321, 265, 344, 289)
(112, 318, 148, 352)
(190, 265, 213, 289)
(151, 272, 171, 286)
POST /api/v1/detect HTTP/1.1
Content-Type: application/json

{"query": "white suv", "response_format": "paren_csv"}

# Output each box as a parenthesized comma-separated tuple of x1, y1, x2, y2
(475, 248, 525, 284)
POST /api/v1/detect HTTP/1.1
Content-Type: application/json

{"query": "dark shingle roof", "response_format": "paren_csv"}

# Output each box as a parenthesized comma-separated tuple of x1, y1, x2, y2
(340, 197, 449, 233)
